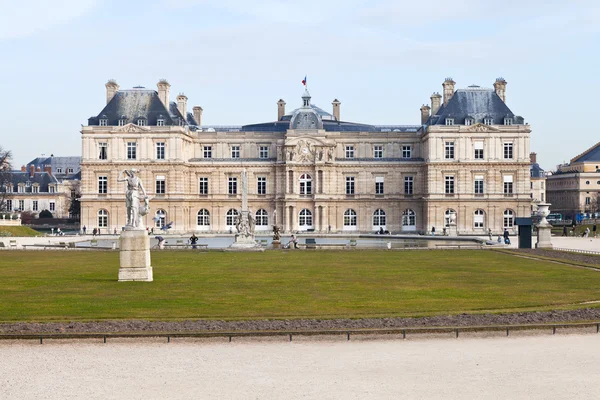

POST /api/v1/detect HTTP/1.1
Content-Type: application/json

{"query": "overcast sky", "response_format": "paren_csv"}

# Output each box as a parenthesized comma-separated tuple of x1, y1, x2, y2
(1, 0, 599, 169)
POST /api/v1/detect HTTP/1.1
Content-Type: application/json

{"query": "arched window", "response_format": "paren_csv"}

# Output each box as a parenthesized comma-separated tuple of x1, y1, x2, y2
(255, 209, 268, 226)
(155, 209, 166, 228)
(299, 174, 312, 195)
(474, 209, 485, 229)
(402, 209, 416, 229)
(226, 209, 238, 227)
(344, 209, 357, 226)
(445, 208, 457, 227)
(197, 209, 210, 226)
(373, 209, 386, 226)
(298, 209, 313, 228)
(97, 209, 108, 228)
(503, 209, 514, 228)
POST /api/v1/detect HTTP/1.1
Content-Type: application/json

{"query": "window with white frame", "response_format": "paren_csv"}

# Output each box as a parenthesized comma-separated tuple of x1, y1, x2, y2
(503, 175, 513, 195)
(586, 197, 591, 205)
(484, 118, 493, 125)
(503, 209, 514, 228)
(6, 199, 12, 211)
(156, 142, 165, 160)
(474, 175, 484, 194)
(197, 209, 210, 226)
(344, 209, 357, 226)
(373, 209, 386, 226)
(445, 176, 455, 194)
(231, 145, 240, 158)
(299, 174, 312, 195)
(474, 209, 485, 228)
(255, 209, 268, 226)
(48, 185, 55, 193)
(118, 118, 126, 126)
(154, 209, 166, 228)
(55, 168, 62, 174)
(137, 118, 147, 126)
(203, 146, 212, 158)
(299, 209, 313, 228)
(474, 141, 484, 159)
(18, 185, 24, 193)
(404, 176, 414, 194)
(257, 177, 266, 195)
(127, 142, 137, 160)
(402, 145, 412, 159)
(226, 209, 238, 226)
(99, 118, 107, 126)
(228, 177, 237, 194)
(199, 177, 208, 195)
(155, 175, 166, 195)
(373, 145, 383, 158)
(345, 146, 355, 159)
(465, 118, 474, 126)
(503, 142, 513, 159)
(32, 201, 38, 211)
(98, 176, 107, 194)
(18, 200, 24, 211)
(345, 176, 355, 195)
(402, 209, 416, 228)
(32, 185, 39, 193)
(68, 168, 74, 174)
(445, 118, 454, 126)
(49, 201, 55, 211)
(375, 177, 384, 195)
(157, 118, 165, 126)
(504, 117, 513, 125)
(98, 209, 108, 228)
(99, 142, 108, 160)
(445, 141, 455, 159)
(5, 184, 12, 193)
(259, 146, 269, 159)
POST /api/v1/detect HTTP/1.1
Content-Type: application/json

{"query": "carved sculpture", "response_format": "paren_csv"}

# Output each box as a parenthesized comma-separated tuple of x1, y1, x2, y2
(117, 169, 149, 229)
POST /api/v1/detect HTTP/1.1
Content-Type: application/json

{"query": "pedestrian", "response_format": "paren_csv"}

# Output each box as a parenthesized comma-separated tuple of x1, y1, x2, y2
(190, 233, 198, 249)
(584, 227, 590, 238)
(594, 224, 597, 238)
(562, 226, 567, 237)
(114, 228, 118, 236)
(431, 226, 435, 236)
(83, 225, 87, 235)
(92, 228, 97, 237)
(503, 229, 510, 245)
(488, 228, 492, 240)
(288, 234, 299, 249)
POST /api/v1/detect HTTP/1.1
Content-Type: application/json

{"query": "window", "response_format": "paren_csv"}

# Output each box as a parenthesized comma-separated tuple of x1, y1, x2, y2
(5, 184, 12, 193)
(474, 175, 484, 194)
(99, 142, 108, 160)
(484, 118, 493, 125)
(228, 177, 237, 195)
(503, 143, 513, 159)
(197, 209, 210, 226)
(18, 185, 24, 193)
(157, 118, 165, 126)
(474, 141, 484, 159)
(226, 209, 238, 226)
(156, 142, 165, 160)
(32, 201, 38, 211)
(49, 185, 55, 193)
(375, 177, 384, 195)
(137, 118, 146, 126)
(465, 118, 474, 126)
(99, 118, 107, 126)
(404, 176, 414, 195)
(344, 209, 357, 226)
(503, 209, 514, 228)
(56, 168, 62, 174)
(445, 118, 454, 126)
(127, 142, 137, 160)
(231, 146, 240, 159)
(402, 209, 416, 228)
(586, 181, 590, 185)
(203, 146, 212, 159)
(373, 209, 386, 226)
(118, 118, 126, 126)
(474, 209, 485, 228)
(445, 142, 455, 159)
(402, 145, 412, 159)
(255, 209, 268, 226)
(299, 174, 312, 195)
(68, 168, 74, 174)
(503, 175, 513, 195)
(98, 209, 108, 228)
(49, 201, 55, 211)
(32, 186, 39, 193)
(374, 145, 383, 158)
(257, 177, 266, 195)
(155, 175, 166, 195)
(199, 177, 209, 195)
(6, 199, 12, 211)
(445, 176, 455, 194)
(259, 146, 269, 159)
(345, 146, 355, 159)
(18, 200, 24, 211)
(504, 117, 513, 126)
(155, 209, 166, 228)
(345, 176, 355, 195)
(586, 197, 591, 205)
(98, 176, 107, 194)
(299, 209, 313, 228)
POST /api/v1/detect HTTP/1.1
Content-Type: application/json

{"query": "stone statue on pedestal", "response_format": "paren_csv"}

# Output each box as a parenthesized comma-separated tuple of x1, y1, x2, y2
(117, 169, 149, 229)
(229, 169, 261, 250)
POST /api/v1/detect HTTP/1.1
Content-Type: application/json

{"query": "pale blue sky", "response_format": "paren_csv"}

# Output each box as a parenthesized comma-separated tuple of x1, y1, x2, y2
(1, 0, 599, 169)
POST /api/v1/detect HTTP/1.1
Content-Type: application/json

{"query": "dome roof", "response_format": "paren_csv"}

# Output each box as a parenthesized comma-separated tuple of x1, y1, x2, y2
(289, 89, 323, 130)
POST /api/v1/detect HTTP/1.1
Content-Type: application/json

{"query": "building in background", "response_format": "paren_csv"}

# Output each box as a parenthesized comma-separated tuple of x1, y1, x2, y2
(530, 152, 546, 213)
(80, 78, 531, 235)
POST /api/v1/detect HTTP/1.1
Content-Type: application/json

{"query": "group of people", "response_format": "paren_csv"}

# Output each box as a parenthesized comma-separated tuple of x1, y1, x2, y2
(562, 224, 597, 237)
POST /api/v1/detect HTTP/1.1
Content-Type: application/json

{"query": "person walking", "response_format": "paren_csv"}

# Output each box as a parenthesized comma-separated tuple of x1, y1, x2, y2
(584, 227, 590, 238)
(593, 224, 597, 238)
(562, 226, 567, 237)
(82, 225, 87, 235)
(503, 229, 510, 245)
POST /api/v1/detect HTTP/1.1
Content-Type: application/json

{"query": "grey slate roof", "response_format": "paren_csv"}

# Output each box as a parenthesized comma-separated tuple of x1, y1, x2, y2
(26, 156, 81, 180)
(530, 163, 545, 178)
(4, 172, 58, 193)
(571, 142, 600, 163)
(427, 86, 522, 125)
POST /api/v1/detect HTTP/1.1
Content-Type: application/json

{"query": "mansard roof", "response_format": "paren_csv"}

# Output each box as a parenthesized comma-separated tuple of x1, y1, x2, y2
(428, 86, 521, 125)
(4, 171, 58, 192)
(571, 142, 600, 163)
(26, 156, 81, 180)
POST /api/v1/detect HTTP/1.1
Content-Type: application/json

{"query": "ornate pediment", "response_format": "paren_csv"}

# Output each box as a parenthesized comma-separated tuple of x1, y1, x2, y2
(465, 123, 499, 132)
(113, 123, 151, 133)
(284, 137, 334, 163)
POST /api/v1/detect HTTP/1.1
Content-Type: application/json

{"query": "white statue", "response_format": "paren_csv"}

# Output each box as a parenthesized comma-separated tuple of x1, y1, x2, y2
(117, 169, 149, 229)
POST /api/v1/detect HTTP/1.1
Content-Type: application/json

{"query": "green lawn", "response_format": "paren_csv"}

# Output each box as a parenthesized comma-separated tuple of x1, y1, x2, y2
(0, 226, 42, 237)
(1, 250, 600, 322)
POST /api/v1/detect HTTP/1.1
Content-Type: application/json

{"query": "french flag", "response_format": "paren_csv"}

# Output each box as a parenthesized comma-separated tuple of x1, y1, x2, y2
(302, 75, 307, 86)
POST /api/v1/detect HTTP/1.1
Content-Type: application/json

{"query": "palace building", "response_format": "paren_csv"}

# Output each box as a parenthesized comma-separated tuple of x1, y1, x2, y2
(80, 78, 532, 234)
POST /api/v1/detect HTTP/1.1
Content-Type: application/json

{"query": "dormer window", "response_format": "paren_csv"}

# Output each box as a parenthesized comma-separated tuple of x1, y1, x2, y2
(25, 180, 31, 188)
(484, 118, 493, 125)
(32, 185, 39, 193)
(137, 118, 147, 126)
(465, 118, 474, 126)
(157, 115, 165, 126)
(178, 118, 185, 126)
(118, 116, 127, 126)
(504, 117, 513, 126)
(99, 116, 108, 126)
(56, 168, 62, 174)
(445, 118, 454, 126)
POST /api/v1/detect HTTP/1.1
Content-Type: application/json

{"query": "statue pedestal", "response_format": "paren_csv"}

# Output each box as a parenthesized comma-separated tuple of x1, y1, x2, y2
(272, 240, 281, 249)
(228, 234, 264, 251)
(118, 229, 153, 282)
(536, 224, 553, 249)
(447, 225, 458, 237)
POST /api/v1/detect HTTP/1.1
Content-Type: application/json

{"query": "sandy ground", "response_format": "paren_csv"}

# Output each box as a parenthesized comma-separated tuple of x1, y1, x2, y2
(1, 333, 599, 399)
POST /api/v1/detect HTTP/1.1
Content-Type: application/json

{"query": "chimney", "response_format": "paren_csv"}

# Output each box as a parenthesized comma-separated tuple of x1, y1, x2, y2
(420, 104, 431, 125)
(277, 99, 286, 120)
(157, 79, 171, 108)
(177, 93, 188, 119)
(442, 77, 456, 106)
(36, 167, 41, 172)
(105, 79, 119, 104)
(530, 152, 537, 164)
(494, 77, 507, 102)
(20, 165, 26, 172)
(44, 166, 52, 173)
(29, 165, 35, 178)
(192, 106, 203, 127)
(332, 99, 341, 121)
(430, 92, 442, 115)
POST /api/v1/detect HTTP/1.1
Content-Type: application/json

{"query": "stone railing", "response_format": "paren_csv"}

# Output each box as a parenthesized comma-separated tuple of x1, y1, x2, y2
(0, 213, 22, 226)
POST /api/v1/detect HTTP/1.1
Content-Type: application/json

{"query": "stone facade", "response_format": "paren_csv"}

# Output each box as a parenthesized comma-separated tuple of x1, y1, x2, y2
(80, 78, 532, 235)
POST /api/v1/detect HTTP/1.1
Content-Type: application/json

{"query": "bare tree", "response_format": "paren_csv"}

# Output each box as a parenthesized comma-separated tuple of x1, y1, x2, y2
(0, 146, 12, 212)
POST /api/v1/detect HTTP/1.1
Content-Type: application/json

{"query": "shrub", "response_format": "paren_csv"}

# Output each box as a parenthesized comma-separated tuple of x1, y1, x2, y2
(39, 209, 53, 218)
